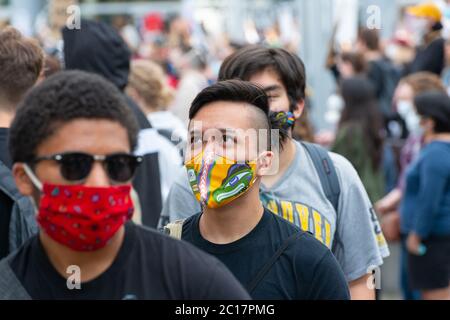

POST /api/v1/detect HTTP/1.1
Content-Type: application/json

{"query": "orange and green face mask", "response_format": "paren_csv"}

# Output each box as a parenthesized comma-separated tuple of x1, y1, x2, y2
(185, 151, 257, 209)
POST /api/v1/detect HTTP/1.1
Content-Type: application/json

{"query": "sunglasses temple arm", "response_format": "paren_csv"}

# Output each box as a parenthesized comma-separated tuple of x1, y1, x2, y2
(23, 164, 44, 192)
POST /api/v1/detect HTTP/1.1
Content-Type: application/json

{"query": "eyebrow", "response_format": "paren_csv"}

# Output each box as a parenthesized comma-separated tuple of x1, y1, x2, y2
(263, 85, 283, 93)
(189, 128, 237, 135)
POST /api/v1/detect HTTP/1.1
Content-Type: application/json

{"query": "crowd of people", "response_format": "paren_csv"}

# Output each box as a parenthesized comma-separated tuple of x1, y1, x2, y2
(0, 1, 449, 300)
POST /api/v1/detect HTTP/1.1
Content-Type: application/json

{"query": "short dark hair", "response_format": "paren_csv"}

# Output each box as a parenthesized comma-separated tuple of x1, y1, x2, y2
(402, 72, 446, 95)
(414, 91, 450, 133)
(218, 45, 306, 111)
(0, 27, 44, 109)
(358, 28, 380, 51)
(189, 79, 274, 150)
(9, 70, 139, 163)
(340, 52, 367, 74)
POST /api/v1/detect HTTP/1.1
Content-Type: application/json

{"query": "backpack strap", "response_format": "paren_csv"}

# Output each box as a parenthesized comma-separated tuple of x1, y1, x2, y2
(301, 142, 341, 212)
(163, 219, 186, 240)
(156, 128, 176, 145)
(300, 142, 342, 252)
(246, 232, 303, 293)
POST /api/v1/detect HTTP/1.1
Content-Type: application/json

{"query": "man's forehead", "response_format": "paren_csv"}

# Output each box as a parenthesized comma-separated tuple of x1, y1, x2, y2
(248, 68, 284, 90)
(189, 101, 254, 129)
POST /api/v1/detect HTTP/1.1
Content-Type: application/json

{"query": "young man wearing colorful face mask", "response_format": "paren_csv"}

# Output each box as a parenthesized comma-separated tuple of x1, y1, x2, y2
(162, 46, 389, 299)
(179, 79, 349, 299)
(0, 70, 250, 300)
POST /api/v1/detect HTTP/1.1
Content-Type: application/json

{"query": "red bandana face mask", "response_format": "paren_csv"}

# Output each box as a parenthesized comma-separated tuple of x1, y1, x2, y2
(37, 183, 134, 252)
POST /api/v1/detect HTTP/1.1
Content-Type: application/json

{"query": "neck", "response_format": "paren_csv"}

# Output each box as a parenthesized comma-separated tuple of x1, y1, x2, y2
(39, 226, 125, 282)
(428, 133, 450, 143)
(279, 138, 297, 172)
(200, 185, 264, 244)
(365, 50, 382, 61)
(262, 136, 296, 188)
(143, 102, 161, 115)
(424, 30, 440, 45)
(0, 110, 14, 128)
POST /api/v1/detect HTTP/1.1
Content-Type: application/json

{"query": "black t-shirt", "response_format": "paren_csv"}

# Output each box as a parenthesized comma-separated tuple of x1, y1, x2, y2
(182, 209, 350, 300)
(407, 37, 445, 76)
(9, 222, 250, 300)
(0, 128, 12, 169)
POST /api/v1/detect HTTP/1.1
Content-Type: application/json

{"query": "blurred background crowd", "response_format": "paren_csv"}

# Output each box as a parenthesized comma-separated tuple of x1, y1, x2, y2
(1, 0, 450, 299)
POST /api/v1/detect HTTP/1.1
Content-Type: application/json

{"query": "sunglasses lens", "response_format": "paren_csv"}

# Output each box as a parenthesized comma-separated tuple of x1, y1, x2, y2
(59, 153, 93, 181)
(106, 154, 141, 182)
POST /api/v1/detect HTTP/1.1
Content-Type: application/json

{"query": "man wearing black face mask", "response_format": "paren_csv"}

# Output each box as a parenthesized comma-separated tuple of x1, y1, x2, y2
(0, 71, 250, 300)
(162, 46, 390, 299)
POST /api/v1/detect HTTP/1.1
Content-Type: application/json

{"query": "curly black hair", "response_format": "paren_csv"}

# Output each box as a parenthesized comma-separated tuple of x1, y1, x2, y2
(9, 70, 139, 163)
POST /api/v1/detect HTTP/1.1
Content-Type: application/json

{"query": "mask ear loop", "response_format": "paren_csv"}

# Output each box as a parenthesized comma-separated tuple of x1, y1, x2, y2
(23, 164, 43, 192)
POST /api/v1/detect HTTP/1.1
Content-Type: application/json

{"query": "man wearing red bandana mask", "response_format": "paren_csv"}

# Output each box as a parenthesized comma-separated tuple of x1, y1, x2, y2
(0, 70, 249, 300)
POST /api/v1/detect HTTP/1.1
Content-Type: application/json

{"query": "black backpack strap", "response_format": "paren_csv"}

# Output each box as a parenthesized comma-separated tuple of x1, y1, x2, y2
(301, 142, 341, 212)
(301, 142, 342, 252)
(156, 128, 176, 145)
(246, 232, 303, 293)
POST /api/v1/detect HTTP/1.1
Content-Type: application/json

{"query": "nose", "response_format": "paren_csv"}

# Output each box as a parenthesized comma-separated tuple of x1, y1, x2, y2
(204, 138, 222, 156)
(84, 161, 110, 187)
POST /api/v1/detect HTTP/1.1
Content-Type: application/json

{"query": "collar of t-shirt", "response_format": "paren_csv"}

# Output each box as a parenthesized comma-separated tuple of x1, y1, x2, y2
(32, 222, 136, 291)
(188, 208, 272, 255)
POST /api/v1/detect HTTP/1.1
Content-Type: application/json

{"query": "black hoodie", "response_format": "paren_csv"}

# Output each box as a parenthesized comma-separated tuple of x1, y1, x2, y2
(62, 19, 151, 129)
(62, 19, 162, 227)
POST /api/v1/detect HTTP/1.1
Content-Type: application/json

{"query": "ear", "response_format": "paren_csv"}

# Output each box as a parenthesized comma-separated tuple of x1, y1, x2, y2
(427, 118, 436, 132)
(12, 163, 35, 196)
(256, 151, 274, 177)
(421, 117, 434, 131)
(292, 99, 305, 119)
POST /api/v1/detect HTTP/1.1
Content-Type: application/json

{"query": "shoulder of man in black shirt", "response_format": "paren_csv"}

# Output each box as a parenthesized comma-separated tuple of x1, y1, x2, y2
(408, 37, 445, 75)
(132, 223, 251, 300)
(5, 222, 250, 300)
(182, 209, 350, 300)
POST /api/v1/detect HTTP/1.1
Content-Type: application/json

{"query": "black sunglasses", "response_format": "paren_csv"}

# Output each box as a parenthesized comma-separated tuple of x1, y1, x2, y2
(31, 152, 143, 183)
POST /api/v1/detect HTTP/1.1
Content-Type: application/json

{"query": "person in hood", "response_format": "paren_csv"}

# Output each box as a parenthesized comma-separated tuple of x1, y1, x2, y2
(62, 19, 179, 227)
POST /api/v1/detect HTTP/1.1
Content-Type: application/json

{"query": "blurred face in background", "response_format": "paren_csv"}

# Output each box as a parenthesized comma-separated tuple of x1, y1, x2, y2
(248, 68, 303, 122)
(248, 68, 291, 114)
(394, 82, 421, 135)
(337, 59, 356, 78)
(394, 81, 414, 104)
(405, 14, 434, 45)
